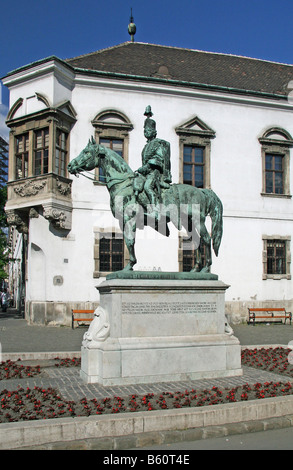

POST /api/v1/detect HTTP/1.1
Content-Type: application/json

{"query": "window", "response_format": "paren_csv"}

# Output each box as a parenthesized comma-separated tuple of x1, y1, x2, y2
(91, 110, 133, 184)
(34, 128, 49, 176)
(15, 133, 29, 179)
(263, 236, 291, 280)
(183, 145, 205, 187)
(259, 127, 293, 197)
(6, 96, 75, 232)
(179, 237, 206, 272)
(7, 96, 76, 183)
(99, 235, 124, 272)
(99, 138, 124, 183)
(55, 129, 68, 177)
(267, 240, 286, 274)
(175, 115, 215, 188)
(93, 229, 128, 277)
(265, 154, 284, 194)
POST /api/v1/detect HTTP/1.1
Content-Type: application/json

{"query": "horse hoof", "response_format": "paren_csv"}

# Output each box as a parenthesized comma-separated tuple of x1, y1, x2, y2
(123, 263, 134, 272)
(200, 266, 210, 273)
(190, 266, 200, 273)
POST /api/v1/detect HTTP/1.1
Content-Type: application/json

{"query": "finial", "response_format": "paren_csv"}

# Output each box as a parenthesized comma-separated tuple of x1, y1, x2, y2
(128, 8, 136, 42)
(144, 105, 153, 117)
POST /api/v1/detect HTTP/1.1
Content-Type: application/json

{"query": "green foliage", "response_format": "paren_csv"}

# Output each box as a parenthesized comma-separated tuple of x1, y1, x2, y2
(0, 187, 9, 281)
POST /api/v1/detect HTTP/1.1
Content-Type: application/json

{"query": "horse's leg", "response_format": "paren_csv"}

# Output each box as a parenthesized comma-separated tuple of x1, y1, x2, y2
(191, 246, 202, 272)
(122, 211, 137, 271)
(199, 221, 212, 273)
(124, 235, 137, 270)
(181, 211, 201, 272)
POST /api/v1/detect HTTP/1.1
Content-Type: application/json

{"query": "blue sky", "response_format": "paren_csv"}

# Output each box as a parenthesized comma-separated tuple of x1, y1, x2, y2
(1, 0, 293, 139)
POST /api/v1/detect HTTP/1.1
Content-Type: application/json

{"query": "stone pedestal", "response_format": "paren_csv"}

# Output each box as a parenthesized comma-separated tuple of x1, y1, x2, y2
(80, 274, 242, 385)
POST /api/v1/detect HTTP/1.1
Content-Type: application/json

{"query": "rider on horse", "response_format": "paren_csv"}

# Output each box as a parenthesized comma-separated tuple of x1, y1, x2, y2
(135, 106, 172, 221)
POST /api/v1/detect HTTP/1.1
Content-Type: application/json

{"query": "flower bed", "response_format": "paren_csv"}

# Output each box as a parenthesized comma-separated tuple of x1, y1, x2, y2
(0, 357, 80, 380)
(241, 347, 293, 377)
(0, 359, 41, 380)
(0, 382, 292, 423)
(0, 347, 293, 423)
(54, 357, 81, 368)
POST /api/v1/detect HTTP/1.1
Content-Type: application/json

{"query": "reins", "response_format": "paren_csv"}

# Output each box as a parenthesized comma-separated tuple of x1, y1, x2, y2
(77, 171, 103, 184)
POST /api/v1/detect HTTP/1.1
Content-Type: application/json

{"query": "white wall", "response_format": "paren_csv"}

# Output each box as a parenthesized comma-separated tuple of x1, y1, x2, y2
(68, 78, 293, 303)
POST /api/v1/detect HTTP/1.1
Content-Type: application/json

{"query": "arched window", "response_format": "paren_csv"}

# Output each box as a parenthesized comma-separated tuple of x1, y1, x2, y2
(259, 127, 293, 197)
(91, 110, 133, 183)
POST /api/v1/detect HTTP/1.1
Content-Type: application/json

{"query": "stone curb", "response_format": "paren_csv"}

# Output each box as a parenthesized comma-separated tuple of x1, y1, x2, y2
(1, 351, 81, 362)
(1, 395, 293, 450)
(20, 414, 293, 450)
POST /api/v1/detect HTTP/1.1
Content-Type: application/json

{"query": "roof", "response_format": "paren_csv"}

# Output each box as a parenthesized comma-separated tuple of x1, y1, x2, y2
(65, 42, 293, 99)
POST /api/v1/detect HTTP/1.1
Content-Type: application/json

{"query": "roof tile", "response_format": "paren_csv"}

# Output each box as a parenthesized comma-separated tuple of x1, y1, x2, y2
(66, 42, 293, 97)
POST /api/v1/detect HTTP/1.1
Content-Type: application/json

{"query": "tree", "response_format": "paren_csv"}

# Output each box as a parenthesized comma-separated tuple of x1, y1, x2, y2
(0, 187, 9, 283)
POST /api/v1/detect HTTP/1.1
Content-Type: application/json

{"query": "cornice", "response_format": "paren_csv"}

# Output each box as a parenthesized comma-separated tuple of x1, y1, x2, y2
(2, 57, 75, 88)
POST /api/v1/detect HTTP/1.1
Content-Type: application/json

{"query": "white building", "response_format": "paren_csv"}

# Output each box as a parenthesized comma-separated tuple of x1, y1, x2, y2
(2, 41, 293, 325)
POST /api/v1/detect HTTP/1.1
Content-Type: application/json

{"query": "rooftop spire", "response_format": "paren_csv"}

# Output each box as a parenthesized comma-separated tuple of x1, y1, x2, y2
(128, 8, 136, 42)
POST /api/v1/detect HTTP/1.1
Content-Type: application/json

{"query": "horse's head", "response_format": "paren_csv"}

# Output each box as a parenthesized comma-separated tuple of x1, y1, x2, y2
(68, 137, 103, 175)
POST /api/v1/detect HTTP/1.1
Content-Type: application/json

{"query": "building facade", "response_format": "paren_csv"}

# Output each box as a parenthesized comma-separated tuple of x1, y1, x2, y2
(2, 42, 293, 325)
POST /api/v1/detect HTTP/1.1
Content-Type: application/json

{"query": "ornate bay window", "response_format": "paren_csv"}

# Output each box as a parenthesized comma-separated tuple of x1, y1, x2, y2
(5, 96, 76, 232)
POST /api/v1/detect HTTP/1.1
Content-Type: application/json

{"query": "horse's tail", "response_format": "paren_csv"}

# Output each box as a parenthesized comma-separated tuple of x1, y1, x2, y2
(203, 189, 223, 256)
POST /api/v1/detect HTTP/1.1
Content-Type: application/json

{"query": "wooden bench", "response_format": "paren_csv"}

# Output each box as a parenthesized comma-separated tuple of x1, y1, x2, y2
(72, 309, 94, 329)
(248, 307, 292, 325)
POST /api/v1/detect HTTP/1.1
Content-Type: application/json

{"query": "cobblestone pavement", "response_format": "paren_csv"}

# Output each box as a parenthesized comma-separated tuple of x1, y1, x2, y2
(1, 364, 292, 402)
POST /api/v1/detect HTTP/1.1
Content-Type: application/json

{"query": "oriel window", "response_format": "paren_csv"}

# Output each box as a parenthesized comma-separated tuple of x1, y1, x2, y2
(15, 133, 29, 179)
(55, 129, 68, 177)
(34, 128, 49, 176)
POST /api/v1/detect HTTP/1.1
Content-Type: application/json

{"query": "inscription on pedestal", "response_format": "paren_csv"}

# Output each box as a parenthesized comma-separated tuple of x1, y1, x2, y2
(122, 301, 217, 315)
